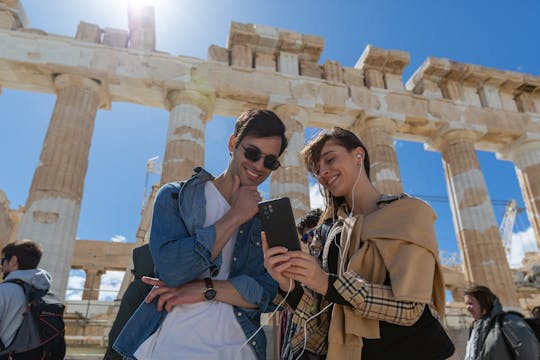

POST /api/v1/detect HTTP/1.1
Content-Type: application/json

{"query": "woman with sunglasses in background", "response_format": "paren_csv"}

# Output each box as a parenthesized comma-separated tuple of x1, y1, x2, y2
(263, 127, 454, 359)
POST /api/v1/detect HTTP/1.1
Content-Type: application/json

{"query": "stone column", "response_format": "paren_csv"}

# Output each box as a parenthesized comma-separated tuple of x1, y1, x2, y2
(433, 129, 518, 306)
(161, 89, 214, 184)
(352, 117, 403, 195)
(17, 74, 105, 297)
(270, 104, 310, 220)
(498, 138, 540, 249)
(82, 268, 104, 301)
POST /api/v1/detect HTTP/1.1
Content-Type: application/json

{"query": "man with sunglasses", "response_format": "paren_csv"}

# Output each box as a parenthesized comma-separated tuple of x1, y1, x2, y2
(114, 109, 288, 360)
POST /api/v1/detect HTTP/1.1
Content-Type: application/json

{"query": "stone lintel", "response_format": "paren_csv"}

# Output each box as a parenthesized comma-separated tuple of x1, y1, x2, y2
(72, 240, 136, 271)
(3, 30, 540, 145)
(355, 44, 410, 75)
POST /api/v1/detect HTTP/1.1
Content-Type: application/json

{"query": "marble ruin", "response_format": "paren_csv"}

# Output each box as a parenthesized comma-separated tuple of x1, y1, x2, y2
(1, 0, 540, 357)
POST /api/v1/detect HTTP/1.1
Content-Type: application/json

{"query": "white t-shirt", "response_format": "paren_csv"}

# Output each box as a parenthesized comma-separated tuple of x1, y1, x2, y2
(134, 181, 256, 360)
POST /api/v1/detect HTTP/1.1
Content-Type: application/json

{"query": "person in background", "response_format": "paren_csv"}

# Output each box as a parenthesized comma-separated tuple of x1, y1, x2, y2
(264, 127, 453, 359)
(104, 244, 154, 360)
(463, 285, 539, 359)
(525, 305, 540, 344)
(296, 208, 322, 254)
(0, 240, 54, 360)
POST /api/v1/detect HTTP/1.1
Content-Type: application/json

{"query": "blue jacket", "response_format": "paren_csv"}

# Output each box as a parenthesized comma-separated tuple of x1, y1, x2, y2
(113, 167, 278, 359)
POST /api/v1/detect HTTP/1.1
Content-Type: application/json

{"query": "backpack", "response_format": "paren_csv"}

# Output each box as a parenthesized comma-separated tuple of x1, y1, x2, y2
(496, 311, 540, 360)
(0, 279, 66, 360)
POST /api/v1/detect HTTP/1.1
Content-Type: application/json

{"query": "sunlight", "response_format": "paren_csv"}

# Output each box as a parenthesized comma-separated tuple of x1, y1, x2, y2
(128, 0, 157, 14)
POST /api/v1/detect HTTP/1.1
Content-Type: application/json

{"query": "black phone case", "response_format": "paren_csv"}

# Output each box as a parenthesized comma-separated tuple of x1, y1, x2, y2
(258, 197, 301, 251)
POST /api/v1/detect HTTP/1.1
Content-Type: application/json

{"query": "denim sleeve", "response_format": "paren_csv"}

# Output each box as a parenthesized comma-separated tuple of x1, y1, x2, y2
(149, 183, 221, 287)
(229, 270, 278, 312)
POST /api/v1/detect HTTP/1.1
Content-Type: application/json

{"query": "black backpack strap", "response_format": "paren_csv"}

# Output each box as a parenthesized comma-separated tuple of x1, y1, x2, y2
(3, 279, 30, 299)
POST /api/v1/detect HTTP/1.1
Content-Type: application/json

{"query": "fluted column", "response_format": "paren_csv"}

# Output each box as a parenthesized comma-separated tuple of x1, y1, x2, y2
(270, 104, 310, 220)
(161, 89, 214, 184)
(352, 117, 403, 195)
(82, 268, 104, 300)
(498, 138, 540, 249)
(433, 129, 518, 306)
(17, 74, 105, 297)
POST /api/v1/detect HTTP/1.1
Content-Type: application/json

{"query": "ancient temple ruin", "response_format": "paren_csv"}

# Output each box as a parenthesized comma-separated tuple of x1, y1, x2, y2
(1, 0, 539, 358)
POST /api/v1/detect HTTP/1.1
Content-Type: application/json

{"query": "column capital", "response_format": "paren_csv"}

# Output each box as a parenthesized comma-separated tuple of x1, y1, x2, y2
(271, 103, 311, 127)
(352, 116, 398, 134)
(165, 88, 215, 120)
(53, 73, 110, 109)
(497, 133, 540, 162)
(425, 124, 486, 152)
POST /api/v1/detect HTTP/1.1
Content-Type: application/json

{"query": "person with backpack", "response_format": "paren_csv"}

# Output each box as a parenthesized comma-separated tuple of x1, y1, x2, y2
(464, 285, 540, 359)
(0, 239, 65, 360)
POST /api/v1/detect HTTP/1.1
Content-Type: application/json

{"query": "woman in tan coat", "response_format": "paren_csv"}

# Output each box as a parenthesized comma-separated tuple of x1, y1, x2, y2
(263, 127, 453, 359)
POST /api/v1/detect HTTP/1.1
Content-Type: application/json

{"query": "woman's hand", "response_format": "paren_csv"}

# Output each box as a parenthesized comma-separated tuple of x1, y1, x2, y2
(262, 232, 294, 293)
(284, 251, 329, 295)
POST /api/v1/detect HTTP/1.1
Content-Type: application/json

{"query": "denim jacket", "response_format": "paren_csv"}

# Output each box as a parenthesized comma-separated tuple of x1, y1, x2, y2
(113, 167, 278, 359)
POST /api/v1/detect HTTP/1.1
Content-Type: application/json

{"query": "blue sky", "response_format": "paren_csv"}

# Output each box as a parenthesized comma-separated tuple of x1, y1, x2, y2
(1, 0, 539, 299)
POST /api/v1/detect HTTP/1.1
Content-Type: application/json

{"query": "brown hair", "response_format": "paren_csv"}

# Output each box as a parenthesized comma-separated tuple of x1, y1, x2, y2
(2, 239, 43, 270)
(463, 285, 497, 314)
(300, 127, 370, 222)
(233, 109, 288, 155)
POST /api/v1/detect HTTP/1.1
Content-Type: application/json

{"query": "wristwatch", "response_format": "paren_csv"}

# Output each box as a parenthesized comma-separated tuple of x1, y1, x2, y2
(203, 277, 216, 301)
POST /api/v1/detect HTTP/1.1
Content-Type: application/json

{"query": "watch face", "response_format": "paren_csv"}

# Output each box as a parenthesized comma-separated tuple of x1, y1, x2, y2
(204, 288, 216, 301)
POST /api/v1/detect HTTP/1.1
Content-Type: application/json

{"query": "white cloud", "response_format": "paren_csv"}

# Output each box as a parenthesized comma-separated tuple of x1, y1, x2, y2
(509, 227, 539, 268)
(309, 182, 325, 210)
(99, 270, 125, 301)
(65, 269, 84, 300)
(394, 139, 405, 149)
(111, 234, 127, 243)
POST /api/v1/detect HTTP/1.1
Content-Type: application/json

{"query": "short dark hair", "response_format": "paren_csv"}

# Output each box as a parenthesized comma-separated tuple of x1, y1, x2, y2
(2, 239, 43, 270)
(234, 109, 288, 155)
(463, 285, 497, 314)
(297, 208, 322, 235)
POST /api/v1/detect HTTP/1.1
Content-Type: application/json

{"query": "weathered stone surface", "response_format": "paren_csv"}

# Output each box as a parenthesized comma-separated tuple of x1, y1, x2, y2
(102, 27, 128, 48)
(75, 22, 101, 43)
(208, 45, 229, 64)
(299, 60, 321, 79)
(322, 60, 343, 83)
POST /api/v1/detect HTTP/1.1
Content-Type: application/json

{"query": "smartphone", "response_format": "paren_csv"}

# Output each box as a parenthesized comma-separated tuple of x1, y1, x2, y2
(258, 197, 302, 251)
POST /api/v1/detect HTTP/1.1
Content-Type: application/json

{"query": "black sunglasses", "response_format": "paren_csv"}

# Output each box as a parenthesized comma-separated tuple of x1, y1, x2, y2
(240, 143, 281, 171)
